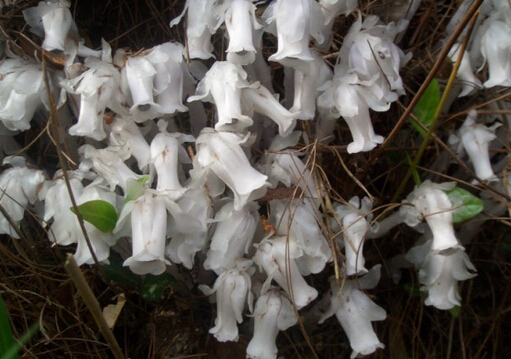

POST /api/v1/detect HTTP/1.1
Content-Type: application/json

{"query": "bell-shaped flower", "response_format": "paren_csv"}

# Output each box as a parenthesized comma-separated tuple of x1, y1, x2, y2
(204, 201, 260, 274)
(150, 122, 194, 200)
(253, 236, 318, 309)
(199, 258, 254, 342)
(0, 156, 45, 238)
(165, 187, 213, 269)
(318, 72, 384, 153)
(147, 42, 189, 115)
(269, 199, 331, 275)
(188, 61, 254, 132)
(60, 56, 122, 140)
(109, 116, 152, 171)
(319, 265, 386, 359)
(195, 128, 268, 210)
(125, 55, 161, 122)
(406, 239, 477, 310)
(224, 0, 263, 65)
(169, 0, 222, 59)
(22, 0, 77, 52)
(246, 288, 298, 359)
(448, 43, 482, 97)
(0, 59, 45, 131)
(457, 110, 499, 182)
(334, 196, 373, 276)
(289, 51, 333, 120)
(400, 180, 462, 252)
(79, 144, 142, 193)
(266, 0, 324, 67)
(114, 189, 172, 275)
(480, 20, 511, 88)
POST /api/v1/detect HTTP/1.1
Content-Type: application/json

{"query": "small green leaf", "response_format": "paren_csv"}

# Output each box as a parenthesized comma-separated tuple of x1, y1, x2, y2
(445, 187, 484, 223)
(449, 305, 461, 317)
(405, 154, 421, 186)
(410, 79, 440, 136)
(140, 273, 178, 302)
(101, 253, 141, 289)
(71, 200, 118, 233)
(0, 292, 15, 358)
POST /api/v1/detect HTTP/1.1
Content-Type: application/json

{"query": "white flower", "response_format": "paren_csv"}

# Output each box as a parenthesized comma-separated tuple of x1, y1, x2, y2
(406, 239, 477, 310)
(458, 110, 499, 182)
(253, 236, 318, 309)
(147, 42, 189, 115)
(319, 265, 386, 359)
(195, 128, 268, 210)
(165, 188, 212, 269)
(317, 73, 384, 153)
(125, 56, 160, 122)
(480, 20, 511, 88)
(225, 0, 263, 65)
(60, 57, 121, 140)
(448, 43, 482, 97)
(317, 0, 358, 49)
(334, 196, 373, 276)
(266, 0, 324, 65)
(115, 190, 172, 275)
(0, 157, 45, 238)
(188, 61, 254, 132)
(79, 144, 142, 193)
(169, 0, 221, 59)
(246, 288, 297, 359)
(150, 122, 194, 200)
(109, 116, 152, 172)
(199, 259, 254, 342)
(204, 201, 259, 274)
(400, 180, 462, 252)
(0, 59, 44, 131)
(22, 0, 77, 52)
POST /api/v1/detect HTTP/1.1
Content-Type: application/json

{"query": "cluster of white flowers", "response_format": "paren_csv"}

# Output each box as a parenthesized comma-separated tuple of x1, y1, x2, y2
(1, 0, 510, 358)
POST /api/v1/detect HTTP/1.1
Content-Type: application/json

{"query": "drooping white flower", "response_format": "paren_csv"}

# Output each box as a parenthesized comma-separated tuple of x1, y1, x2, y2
(114, 189, 172, 275)
(150, 122, 194, 200)
(319, 265, 386, 359)
(195, 128, 268, 210)
(400, 180, 462, 252)
(204, 201, 260, 274)
(317, 72, 384, 153)
(224, 0, 263, 65)
(0, 157, 45, 238)
(457, 110, 500, 182)
(253, 236, 318, 309)
(246, 288, 297, 359)
(147, 42, 189, 115)
(266, 0, 324, 67)
(406, 239, 477, 310)
(480, 20, 511, 88)
(448, 43, 482, 97)
(60, 56, 121, 140)
(0, 59, 45, 131)
(334, 196, 373, 276)
(317, 0, 358, 49)
(169, 0, 221, 59)
(200, 259, 254, 342)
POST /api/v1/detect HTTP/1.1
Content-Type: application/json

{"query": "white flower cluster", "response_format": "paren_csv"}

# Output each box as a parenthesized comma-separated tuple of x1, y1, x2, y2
(1, 0, 510, 358)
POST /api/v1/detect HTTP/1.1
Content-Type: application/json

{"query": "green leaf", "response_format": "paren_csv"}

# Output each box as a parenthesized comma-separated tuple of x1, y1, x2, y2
(101, 252, 142, 289)
(70, 200, 118, 233)
(140, 274, 178, 302)
(410, 79, 440, 136)
(445, 187, 484, 223)
(449, 305, 461, 317)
